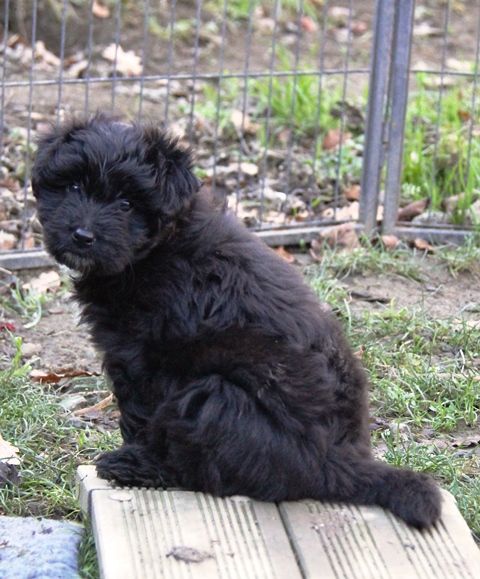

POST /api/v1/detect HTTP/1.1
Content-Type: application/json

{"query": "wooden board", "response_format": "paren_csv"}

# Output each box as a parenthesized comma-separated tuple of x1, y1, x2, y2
(77, 466, 301, 579)
(280, 493, 480, 579)
(77, 465, 480, 579)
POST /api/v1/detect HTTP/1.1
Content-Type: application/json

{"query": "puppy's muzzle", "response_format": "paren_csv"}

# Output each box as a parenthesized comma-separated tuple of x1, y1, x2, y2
(72, 228, 96, 247)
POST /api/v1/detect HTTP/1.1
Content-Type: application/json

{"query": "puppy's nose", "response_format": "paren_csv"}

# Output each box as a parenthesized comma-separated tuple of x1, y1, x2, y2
(72, 228, 95, 246)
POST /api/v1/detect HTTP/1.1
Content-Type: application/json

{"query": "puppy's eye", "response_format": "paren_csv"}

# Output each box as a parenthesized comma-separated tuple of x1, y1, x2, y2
(67, 183, 81, 194)
(119, 199, 132, 212)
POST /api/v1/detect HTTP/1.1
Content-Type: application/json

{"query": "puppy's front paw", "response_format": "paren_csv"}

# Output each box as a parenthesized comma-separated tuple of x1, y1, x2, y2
(96, 445, 168, 488)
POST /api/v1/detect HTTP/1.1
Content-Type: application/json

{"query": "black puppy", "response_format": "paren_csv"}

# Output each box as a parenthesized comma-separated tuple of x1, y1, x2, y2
(32, 115, 441, 528)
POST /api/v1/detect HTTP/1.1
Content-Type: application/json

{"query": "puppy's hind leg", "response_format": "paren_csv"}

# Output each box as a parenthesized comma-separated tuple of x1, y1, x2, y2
(319, 450, 442, 529)
(96, 445, 175, 488)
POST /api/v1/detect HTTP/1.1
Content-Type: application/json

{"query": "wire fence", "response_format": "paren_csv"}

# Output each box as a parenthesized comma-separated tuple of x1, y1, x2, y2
(0, 0, 479, 269)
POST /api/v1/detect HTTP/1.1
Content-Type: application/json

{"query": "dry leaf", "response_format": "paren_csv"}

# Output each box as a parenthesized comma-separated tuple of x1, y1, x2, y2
(414, 23, 443, 37)
(239, 162, 258, 177)
(381, 234, 400, 250)
(102, 44, 142, 77)
(0, 231, 16, 250)
(322, 201, 359, 221)
(446, 58, 472, 73)
(329, 7, 350, 24)
(23, 270, 61, 294)
(34, 41, 61, 67)
(344, 184, 361, 202)
(230, 110, 259, 135)
(300, 16, 317, 33)
(67, 59, 89, 79)
(274, 246, 295, 263)
(23, 234, 36, 250)
(92, 0, 110, 19)
(322, 129, 352, 151)
(412, 238, 435, 252)
(30, 368, 99, 384)
(73, 393, 114, 417)
(0, 434, 20, 466)
(351, 21, 368, 36)
(451, 434, 480, 448)
(350, 290, 389, 303)
(397, 198, 429, 221)
(313, 222, 360, 251)
(167, 546, 214, 564)
(457, 110, 471, 123)
(354, 346, 365, 359)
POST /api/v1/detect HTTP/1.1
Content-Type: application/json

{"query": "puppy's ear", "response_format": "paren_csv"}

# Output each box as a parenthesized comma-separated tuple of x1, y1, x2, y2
(142, 127, 201, 215)
(31, 125, 67, 196)
(31, 119, 90, 196)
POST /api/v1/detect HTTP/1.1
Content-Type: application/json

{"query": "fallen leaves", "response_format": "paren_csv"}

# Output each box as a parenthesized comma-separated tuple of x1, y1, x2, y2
(0, 231, 16, 250)
(322, 201, 359, 221)
(73, 393, 114, 418)
(23, 271, 61, 294)
(274, 246, 295, 263)
(412, 238, 435, 253)
(344, 184, 361, 202)
(397, 198, 430, 222)
(30, 368, 99, 384)
(92, 0, 110, 19)
(230, 110, 259, 136)
(310, 223, 360, 257)
(322, 129, 352, 151)
(167, 546, 214, 564)
(380, 234, 400, 250)
(102, 44, 142, 77)
(0, 434, 20, 466)
(0, 434, 21, 487)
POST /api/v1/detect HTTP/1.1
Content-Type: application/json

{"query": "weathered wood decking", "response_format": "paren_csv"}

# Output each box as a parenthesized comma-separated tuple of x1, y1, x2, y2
(77, 465, 480, 579)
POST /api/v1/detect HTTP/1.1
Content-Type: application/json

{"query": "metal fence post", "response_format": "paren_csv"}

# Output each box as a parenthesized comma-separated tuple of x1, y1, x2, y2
(382, 0, 416, 235)
(359, 0, 396, 234)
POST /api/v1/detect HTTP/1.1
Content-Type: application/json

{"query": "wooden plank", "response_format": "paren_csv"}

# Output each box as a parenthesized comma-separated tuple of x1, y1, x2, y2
(279, 490, 480, 579)
(0, 250, 55, 270)
(78, 466, 480, 579)
(78, 466, 301, 579)
(256, 223, 365, 247)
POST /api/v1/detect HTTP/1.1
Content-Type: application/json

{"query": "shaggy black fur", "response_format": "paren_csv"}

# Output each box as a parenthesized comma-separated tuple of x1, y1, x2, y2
(32, 115, 442, 528)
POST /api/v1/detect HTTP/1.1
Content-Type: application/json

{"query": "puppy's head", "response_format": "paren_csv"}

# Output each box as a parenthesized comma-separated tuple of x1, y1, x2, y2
(32, 115, 200, 275)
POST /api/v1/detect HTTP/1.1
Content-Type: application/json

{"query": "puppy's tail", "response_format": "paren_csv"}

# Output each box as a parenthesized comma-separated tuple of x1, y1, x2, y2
(319, 452, 442, 529)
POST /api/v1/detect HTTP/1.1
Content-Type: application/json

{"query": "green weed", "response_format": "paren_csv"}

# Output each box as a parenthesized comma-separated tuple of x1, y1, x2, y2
(402, 74, 480, 218)
(78, 520, 100, 579)
(308, 240, 424, 280)
(252, 69, 341, 139)
(436, 234, 480, 275)
(0, 337, 120, 519)
(206, 0, 317, 22)
(0, 281, 47, 328)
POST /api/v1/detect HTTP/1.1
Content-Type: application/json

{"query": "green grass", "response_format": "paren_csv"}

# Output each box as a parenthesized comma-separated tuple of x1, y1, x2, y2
(206, 0, 318, 21)
(0, 335, 120, 577)
(307, 239, 425, 281)
(437, 234, 480, 275)
(402, 74, 480, 220)
(252, 66, 342, 139)
(0, 281, 48, 329)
